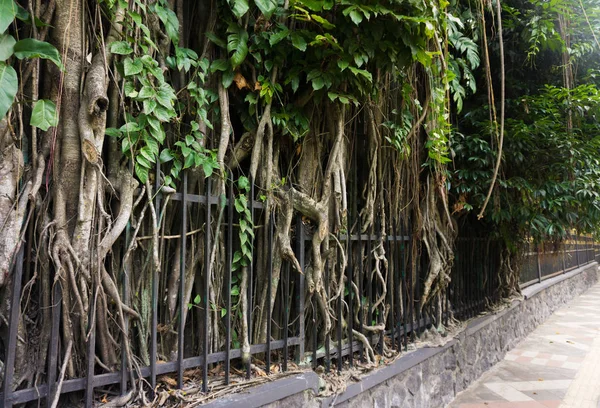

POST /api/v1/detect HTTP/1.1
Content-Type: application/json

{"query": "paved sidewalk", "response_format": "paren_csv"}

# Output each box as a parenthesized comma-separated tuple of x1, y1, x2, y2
(449, 282, 600, 408)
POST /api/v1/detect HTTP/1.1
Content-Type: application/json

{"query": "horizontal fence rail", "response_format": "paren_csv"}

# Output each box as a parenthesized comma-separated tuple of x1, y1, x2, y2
(1, 169, 598, 406)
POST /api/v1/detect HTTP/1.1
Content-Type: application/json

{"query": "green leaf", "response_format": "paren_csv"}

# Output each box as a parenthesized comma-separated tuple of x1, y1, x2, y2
(291, 33, 307, 51)
(139, 146, 155, 164)
(311, 76, 325, 90)
(0, 0, 17, 34)
(337, 59, 349, 71)
(227, 25, 249, 69)
(155, 4, 179, 43)
(221, 308, 227, 318)
(222, 69, 234, 88)
(136, 154, 152, 169)
(0, 62, 17, 118)
(348, 9, 363, 25)
(105, 128, 121, 138)
(120, 121, 142, 133)
(238, 176, 250, 190)
(138, 86, 155, 99)
(254, 0, 277, 18)
(183, 152, 195, 169)
(30, 99, 58, 131)
(156, 84, 176, 108)
(149, 125, 165, 143)
(230, 0, 249, 18)
(143, 99, 157, 114)
(269, 27, 289, 46)
(297, 0, 323, 12)
(160, 149, 175, 163)
(14, 3, 28, 22)
(348, 66, 372, 82)
(205, 32, 226, 49)
(153, 106, 175, 122)
(210, 59, 229, 73)
(13, 39, 64, 70)
(110, 41, 134, 55)
(231, 285, 240, 296)
(202, 161, 214, 178)
(135, 162, 149, 183)
(0, 34, 15, 61)
(311, 14, 335, 30)
(123, 57, 143, 76)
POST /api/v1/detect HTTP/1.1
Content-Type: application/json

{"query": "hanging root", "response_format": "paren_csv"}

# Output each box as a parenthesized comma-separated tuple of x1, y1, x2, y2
(420, 176, 455, 311)
(352, 330, 376, 364)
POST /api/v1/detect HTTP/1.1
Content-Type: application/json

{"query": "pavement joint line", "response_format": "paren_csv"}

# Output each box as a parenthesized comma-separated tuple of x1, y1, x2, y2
(450, 276, 600, 408)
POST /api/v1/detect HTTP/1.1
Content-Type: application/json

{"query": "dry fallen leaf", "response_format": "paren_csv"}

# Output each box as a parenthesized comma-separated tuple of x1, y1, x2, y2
(158, 391, 169, 406)
(234, 72, 250, 90)
(159, 375, 178, 387)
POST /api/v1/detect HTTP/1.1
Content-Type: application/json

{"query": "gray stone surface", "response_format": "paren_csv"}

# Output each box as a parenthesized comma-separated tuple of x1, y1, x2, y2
(227, 263, 598, 408)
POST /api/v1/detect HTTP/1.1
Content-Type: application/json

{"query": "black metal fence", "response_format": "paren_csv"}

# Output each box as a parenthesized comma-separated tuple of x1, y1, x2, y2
(450, 237, 501, 319)
(520, 234, 599, 288)
(1, 170, 598, 407)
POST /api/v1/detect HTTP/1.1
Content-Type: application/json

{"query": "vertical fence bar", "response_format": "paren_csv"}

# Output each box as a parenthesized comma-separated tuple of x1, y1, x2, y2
(465, 237, 471, 318)
(324, 260, 330, 372)
(266, 212, 274, 374)
(461, 239, 465, 318)
(177, 171, 188, 389)
(346, 212, 354, 366)
(336, 242, 343, 372)
(392, 222, 399, 351)
(247, 177, 255, 379)
(408, 223, 415, 342)
(283, 261, 290, 372)
(452, 240, 459, 319)
(387, 225, 394, 351)
(203, 177, 211, 392)
(120, 225, 130, 397)
(400, 222, 407, 351)
(377, 221, 384, 356)
(562, 241, 567, 274)
(367, 227, 373, 344)
(295, 214, 305, 364)
(312, 304, 318, 370)
(225, 174, 233, 384)
(415, 243, 422, 336)
(150, 163, 161, 395)
(575, 234, 580, 267)
(536, 243, 542, 283)
(46, 283, 62, 408)
(357, 216, 364, 361)
(2, 246, 24, 408)
(85, 286, 97, 407)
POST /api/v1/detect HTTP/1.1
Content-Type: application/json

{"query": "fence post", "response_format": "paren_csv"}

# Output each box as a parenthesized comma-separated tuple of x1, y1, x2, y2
(537, 243, 542, 283)
(575, 234, 580, 267)
(295, 214, 305, 364)
(562, 242, 567, 274)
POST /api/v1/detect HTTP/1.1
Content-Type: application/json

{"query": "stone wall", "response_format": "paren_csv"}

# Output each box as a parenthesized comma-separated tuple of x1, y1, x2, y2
(203, 262, 599, 408)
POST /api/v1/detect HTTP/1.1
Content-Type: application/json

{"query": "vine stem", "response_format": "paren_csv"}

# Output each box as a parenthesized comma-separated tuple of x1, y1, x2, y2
(579, 0, 600, 50)
(477, 0, 505, 220)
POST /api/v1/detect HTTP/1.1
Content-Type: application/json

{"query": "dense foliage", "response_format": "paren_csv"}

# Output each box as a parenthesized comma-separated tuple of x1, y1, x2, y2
(0, 0, 599, 403)
(450, 0, 600, 244)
